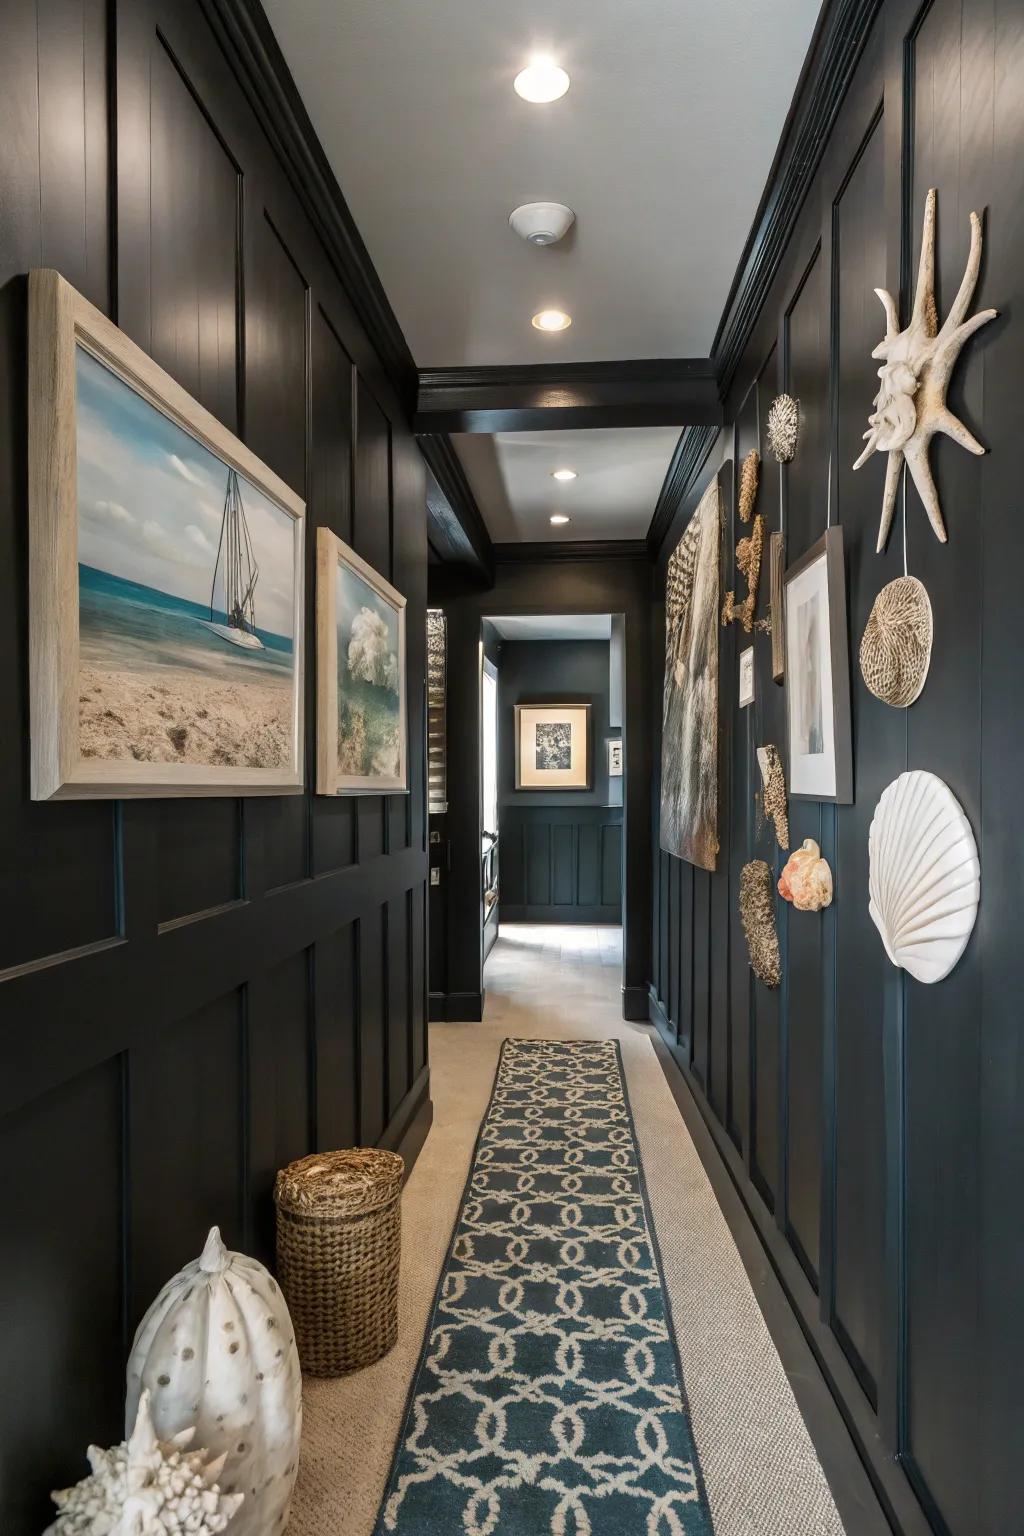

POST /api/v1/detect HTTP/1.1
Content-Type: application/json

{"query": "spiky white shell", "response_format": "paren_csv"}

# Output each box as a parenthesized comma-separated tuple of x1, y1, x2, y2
(126, 1229, 301, 1536)
(868, 771, 980, 983)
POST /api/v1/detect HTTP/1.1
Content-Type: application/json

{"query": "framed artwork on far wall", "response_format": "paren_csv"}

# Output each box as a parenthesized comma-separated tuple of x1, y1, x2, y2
(28, 269, 305, 800)
(515, 703, 591, 791)
(784, 526, 853, 803)
(739, 646, 755, 708)
(316, 528, 408, 795)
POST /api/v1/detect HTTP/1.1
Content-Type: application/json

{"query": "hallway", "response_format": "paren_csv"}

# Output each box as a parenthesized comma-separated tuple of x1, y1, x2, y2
(293, 926, 843, 1535)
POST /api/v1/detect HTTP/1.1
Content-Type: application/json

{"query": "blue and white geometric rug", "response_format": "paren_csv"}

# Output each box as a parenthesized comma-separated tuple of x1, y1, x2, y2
(375, 1037, 714, 1534)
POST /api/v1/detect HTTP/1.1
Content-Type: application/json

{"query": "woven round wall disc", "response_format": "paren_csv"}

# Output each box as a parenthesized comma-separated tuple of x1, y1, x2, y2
(859, 575, 933, 708)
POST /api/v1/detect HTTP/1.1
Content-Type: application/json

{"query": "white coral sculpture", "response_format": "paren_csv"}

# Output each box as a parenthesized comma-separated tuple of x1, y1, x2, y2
(45, 1390, 243, 1536)
(853, 187, 997, 552)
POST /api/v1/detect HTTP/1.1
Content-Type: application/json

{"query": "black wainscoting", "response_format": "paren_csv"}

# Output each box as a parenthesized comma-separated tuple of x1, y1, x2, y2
(0, 7, 428, 1532)
(647, 6, 1024, 1534)
(501, 807, 622, 924)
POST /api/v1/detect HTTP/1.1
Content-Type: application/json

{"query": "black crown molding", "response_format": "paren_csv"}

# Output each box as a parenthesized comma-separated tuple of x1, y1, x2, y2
(419, 435, 494, 581)
(492, 540, 651, 565)
(415, 359, 721, 434)
(647, 0, 882, 555)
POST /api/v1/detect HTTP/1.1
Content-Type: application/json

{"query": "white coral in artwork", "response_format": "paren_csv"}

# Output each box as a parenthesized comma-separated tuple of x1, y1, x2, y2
(45, 1391, 243, 1536)
(348, 605, 399, 692)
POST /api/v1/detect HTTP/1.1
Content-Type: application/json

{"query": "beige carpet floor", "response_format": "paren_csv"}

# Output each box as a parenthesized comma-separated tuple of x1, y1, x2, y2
(290, 925, 844, 1535)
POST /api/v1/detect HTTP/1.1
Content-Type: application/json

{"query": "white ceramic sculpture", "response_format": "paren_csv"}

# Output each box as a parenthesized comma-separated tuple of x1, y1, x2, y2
(126, 1228, 302, 1536)
(46, 1390, 243, 1536)
(853, 188, 998, 552)
(868, 770, 980, 983)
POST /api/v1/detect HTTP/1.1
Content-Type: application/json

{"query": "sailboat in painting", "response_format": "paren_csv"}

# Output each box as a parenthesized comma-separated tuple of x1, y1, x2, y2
(201, 469, 265, 651)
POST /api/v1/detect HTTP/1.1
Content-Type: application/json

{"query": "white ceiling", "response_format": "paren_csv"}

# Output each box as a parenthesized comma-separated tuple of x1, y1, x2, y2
(454, 426, 681, 541)
(489, 614, 612, 640)
(264, 0, 823, 366)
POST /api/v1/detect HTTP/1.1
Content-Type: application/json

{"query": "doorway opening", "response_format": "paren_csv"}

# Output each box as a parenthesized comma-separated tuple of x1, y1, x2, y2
(479, 613, 624, 992)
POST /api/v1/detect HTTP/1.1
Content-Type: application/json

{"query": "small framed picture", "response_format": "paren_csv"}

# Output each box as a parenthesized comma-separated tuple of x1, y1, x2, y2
(607, 738, 623, 777)
(515, 703, 591, 790)
(739, 646, 755, 708)
(784, 526, 852, 802)
(316, 528, 407, 795)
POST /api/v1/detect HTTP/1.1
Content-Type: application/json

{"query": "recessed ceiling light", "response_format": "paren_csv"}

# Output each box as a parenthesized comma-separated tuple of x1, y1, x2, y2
(550, 514, 570, 526)
(552, 468, 577, 482)
(532, 309, 572, 332)
(513, 57, 570, 104)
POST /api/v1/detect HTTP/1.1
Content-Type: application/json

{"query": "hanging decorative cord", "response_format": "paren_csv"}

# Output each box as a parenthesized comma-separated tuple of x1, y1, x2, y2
(901, 462, 909, 577)
(826, 451, 833, 529)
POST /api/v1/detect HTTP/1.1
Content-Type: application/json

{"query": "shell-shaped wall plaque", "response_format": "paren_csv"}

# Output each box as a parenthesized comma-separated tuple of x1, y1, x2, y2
(868, 770, 980, 984)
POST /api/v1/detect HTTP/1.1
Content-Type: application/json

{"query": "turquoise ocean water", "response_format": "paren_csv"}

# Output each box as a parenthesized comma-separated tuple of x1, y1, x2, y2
(78, 564, 293, 683)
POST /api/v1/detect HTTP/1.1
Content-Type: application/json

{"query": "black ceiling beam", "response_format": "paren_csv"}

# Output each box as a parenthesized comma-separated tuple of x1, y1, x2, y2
(415, 360, 722, 435)
(492, 539, 650, 565)
(419, 436, 494, 582)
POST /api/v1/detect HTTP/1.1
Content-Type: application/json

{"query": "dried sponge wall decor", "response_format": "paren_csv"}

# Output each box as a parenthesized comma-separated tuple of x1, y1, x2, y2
(722, 513, 764, 633)
(860, 575, 933, 707)
(739, 859, 781, 988)
(766, 394, 800, 463)
(852, 188, 998, 551)
(756, 745, 789, 850)
(738, 449, 760, 523)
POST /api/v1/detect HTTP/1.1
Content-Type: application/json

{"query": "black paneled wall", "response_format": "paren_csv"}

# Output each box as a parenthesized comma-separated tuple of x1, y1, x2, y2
(648, 7, 1024, 1535)
(0, 5, 428, 1532)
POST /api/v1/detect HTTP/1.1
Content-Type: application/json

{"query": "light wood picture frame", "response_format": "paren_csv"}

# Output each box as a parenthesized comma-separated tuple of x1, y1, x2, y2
(515, 703, 591, 791)
(783, 526, 853, 803)
(28, 269, 306, 800)
(316, 527, 408, 796)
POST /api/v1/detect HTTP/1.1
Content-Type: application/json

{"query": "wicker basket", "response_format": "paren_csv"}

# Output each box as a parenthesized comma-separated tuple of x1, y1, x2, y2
(274, 1148, 404, 1376)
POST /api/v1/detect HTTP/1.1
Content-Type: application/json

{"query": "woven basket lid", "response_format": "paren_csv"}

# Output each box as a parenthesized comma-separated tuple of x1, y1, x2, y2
(274, 1148, 404, 1219)
(859, 576, 933, 708)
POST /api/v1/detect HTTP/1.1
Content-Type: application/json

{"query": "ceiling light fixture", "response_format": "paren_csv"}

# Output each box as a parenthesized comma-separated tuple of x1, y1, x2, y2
(509, 201, 575, 247)
(513, 57, 570, 104)
(532, 309, 572, 332)
(552, 469, 577, 482)
(550, 514, 570, 526)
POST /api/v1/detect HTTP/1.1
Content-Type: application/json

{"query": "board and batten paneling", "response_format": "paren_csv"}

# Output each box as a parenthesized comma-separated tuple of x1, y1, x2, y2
(648, 5, 1024, 1534)
(0, 5, 428, 1533)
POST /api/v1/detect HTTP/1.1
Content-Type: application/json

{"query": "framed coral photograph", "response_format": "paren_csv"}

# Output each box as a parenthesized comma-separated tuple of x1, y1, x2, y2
(784, 526, 852, 803)
(515, 704, 591, 791)
(28, 269, 305, 800)
(316, 528, 408, 795)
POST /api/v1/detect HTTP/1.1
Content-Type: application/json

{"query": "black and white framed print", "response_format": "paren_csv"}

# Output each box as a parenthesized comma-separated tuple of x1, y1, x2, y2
(783, 526, 852, 803)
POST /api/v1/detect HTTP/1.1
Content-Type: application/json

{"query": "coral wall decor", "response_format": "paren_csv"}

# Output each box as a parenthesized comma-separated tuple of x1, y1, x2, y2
(859, 576, 933, 707)
(722, 514, 764, 633)
(738, 449, 760, 523)
(853, 188, 998, 552)
(868, 770, 980, 983)
(739, 860, 781, 988)
(766, 394, 800, 463)
(756, 745, 789, 850)
(126, 1227, 301, 1536)
(778, 838, 833, 912)
(46, 1390, 243, 1536)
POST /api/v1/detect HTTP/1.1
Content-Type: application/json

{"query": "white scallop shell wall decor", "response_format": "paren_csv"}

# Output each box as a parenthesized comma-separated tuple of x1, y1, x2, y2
(126, 1227, 302, 1536)
(766, 393, 800, 463)
(868, 770, 980, 984)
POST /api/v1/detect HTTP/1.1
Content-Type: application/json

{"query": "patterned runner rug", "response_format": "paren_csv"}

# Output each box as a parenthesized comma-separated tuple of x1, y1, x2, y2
(375, 1038, 714, 1535)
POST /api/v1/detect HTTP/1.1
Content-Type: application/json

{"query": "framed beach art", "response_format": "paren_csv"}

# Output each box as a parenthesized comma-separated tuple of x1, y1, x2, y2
(316, 528, 408, 795)
(28, 270, 305, 799)
(515, 704, 591, 791)
(783, 526, 853, 803)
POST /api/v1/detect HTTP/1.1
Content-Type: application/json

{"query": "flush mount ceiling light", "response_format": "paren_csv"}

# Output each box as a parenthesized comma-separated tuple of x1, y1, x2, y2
(550, 514, 570, 525)
(552, 468, 577, 482)
(509, 202, 575, 246)
(513, 57, 570, 103)
(532, 309, 572, 332)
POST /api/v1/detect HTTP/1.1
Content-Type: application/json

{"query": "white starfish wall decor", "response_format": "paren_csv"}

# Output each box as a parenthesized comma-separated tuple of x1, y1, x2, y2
(853, 188, 997, 552)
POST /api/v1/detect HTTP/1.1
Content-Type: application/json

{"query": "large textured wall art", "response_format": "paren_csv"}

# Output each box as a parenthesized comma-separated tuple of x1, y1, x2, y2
(868, 770, 980, 983)
(853, 188, 998, 551)
(660, 476, 721, 869)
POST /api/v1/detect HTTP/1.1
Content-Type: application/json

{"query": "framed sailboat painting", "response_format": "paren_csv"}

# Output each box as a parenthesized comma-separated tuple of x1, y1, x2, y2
(316, 529, 408, 795)
(28, 270, 305, 798)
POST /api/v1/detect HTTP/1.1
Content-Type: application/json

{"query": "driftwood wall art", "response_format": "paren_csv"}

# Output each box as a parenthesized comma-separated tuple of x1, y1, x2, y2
(756, 745, 789, 850)
(769, 532, 785, 681)
(853, 188, 998, 551)
(722, 513, 764, 633)
(766, 394, 800, 462)
(860, 575, 933, 707)
(739, 859, 781, 988)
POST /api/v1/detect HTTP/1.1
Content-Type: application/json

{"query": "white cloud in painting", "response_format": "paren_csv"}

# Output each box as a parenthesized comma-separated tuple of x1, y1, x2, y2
(75, 348, 296, 638)
(348, 606, 399, 694)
